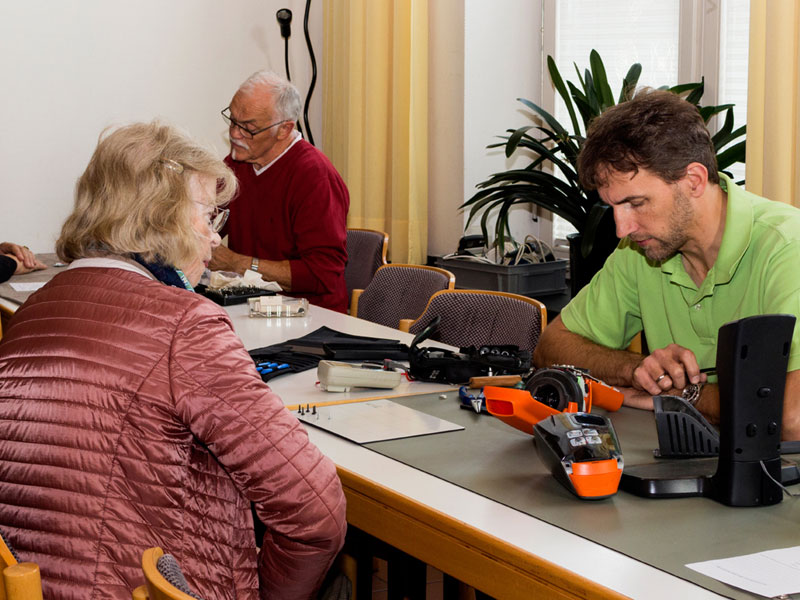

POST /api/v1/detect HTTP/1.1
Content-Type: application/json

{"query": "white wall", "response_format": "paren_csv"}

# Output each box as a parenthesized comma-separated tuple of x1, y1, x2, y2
(0, 0, 322, 253)
(428, 0, 545, 257)
(2, 1, 542, 261)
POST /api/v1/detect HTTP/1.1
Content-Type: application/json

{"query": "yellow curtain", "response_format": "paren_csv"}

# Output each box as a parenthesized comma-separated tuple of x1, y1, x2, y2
(746, 0, 800, 206)
(322, 0, 429, 263)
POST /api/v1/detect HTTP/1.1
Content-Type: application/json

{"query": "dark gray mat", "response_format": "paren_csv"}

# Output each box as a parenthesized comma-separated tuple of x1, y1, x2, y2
(363, 391, 800, 600)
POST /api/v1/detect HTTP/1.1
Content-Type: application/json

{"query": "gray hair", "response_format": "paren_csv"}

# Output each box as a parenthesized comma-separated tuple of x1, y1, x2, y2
(238, 70, 302, 122)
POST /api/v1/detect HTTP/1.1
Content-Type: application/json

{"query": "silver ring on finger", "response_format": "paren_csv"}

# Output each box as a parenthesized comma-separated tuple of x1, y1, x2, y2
(656, 373, 668, 384)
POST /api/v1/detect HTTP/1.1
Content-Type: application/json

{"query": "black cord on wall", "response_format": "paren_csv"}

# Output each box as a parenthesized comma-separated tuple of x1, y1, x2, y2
(302, 0, 317, 146)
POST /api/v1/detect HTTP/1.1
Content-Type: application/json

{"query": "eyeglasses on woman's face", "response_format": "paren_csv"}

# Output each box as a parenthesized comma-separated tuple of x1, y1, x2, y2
(195, 202, 229, 233)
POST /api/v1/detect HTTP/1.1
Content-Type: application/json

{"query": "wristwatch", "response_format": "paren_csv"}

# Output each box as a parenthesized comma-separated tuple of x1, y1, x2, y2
(682, 383, 703, 407)
(250, 257, 260, 273)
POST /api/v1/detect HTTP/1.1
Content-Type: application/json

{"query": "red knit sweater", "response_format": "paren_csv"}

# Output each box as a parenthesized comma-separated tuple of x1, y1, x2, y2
(224, 140, 349, 312)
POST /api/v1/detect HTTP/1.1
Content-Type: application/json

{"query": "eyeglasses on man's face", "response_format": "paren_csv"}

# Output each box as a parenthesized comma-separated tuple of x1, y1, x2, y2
(221, 107, 287, 139)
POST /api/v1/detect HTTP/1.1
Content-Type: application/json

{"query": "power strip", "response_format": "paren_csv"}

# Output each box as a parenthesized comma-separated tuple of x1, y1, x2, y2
(317, 360, 403, 392)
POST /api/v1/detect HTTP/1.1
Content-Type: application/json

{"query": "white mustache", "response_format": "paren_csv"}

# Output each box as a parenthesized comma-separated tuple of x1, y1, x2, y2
(230, 138, 249, 150)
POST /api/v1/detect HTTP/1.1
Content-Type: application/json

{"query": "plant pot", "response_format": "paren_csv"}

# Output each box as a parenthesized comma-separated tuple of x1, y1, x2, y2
(567, 232, 619, 297)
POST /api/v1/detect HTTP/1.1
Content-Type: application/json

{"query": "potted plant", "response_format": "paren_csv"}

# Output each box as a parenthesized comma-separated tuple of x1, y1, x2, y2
(459, 49, 746, 296)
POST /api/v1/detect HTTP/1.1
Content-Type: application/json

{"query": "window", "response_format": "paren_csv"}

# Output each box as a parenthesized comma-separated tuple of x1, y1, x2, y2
(543, 0, 750, 244)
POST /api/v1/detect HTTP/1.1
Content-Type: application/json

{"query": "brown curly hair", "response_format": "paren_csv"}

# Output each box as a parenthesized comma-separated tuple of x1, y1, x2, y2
(577, 88, 719, 190)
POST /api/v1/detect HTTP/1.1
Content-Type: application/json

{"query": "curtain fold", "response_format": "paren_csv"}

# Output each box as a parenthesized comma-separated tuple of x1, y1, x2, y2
(323, 0, 429, 263)
(746, 0, 800, 206)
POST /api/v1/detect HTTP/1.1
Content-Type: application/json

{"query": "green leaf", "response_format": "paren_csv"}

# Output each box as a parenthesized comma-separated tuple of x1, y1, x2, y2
(716, 140, 746, 171)
(547, 55, 582, 137)
(505, 125, 535, 157)
(698, 104, 734, 123)
(684, 77, 705, 105)
(618, 63, 642, 103)
(583, 71, 602, 115)
(589, 50, 615, 109)
(517, 97, 569, 138)
(589, 50, 614, 111)
(568, 82, 596, 128)
(668, 81, 703, 96)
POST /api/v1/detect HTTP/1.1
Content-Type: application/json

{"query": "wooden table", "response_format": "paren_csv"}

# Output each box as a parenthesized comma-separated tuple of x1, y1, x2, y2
(226, 303, 734, 600)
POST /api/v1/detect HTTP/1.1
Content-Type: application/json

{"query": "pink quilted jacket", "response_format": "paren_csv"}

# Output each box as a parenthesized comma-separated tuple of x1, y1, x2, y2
(0, 267, 347, 599)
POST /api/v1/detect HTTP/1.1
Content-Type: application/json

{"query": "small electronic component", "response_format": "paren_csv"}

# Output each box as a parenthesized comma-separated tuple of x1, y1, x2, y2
(248, 296, 308, 317)
(317, 360, 403, 392)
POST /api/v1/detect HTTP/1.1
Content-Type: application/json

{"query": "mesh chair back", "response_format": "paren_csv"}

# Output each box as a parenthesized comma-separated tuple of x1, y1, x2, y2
(344, 229, 388, 303)
(408, 290, 546, 351)
(156, 555, 203, 600)
(357, 265, 454, 328)
(0, 528, 20, 568)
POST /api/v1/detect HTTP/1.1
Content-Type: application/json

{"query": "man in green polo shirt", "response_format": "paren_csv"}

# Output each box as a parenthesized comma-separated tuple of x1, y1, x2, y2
(533, 89, 800, 441)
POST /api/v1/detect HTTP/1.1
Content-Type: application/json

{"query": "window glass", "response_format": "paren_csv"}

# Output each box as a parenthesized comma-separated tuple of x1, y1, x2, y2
(550, 0, 749, 241)
(719, 0, 750, 183)
(552, 1, 681, 241)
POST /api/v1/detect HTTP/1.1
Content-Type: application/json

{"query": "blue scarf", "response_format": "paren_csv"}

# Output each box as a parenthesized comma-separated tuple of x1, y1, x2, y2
(132, 254, 194, 292)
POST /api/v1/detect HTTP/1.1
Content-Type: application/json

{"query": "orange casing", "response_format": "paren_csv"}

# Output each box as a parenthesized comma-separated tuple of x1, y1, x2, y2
(586, 380, 624, 412)
(568, 458, 623, 499)
(484, 386, 580, 434)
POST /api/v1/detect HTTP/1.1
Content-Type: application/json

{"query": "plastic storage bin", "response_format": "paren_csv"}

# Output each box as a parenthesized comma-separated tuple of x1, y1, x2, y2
(434, 257, 568, 296)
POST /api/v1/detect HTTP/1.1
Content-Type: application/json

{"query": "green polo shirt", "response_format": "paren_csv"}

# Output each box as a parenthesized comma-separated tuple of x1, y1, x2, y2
(561, 174, 800, 374)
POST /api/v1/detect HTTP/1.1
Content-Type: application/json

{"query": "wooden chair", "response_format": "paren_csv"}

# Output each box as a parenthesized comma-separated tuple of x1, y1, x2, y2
(131, 547, 202, 600)
(344, 228, 388, 308)
(351, 264, 455, 328)
(0, 529, 43, 600)
(399, 289, 547, 352)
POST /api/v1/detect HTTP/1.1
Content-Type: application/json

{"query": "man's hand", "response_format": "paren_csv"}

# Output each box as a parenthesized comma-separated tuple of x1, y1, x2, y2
(533, 316, 643, 387)
(209, 245, 250, 274)
(618, 386, 657, 410)
(632, 343, 708, 395)
(0, 242, 47, 274)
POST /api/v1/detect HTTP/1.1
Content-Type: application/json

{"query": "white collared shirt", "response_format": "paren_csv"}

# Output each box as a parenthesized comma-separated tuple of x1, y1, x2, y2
(67, 257, 155, 280)
(253, 130, 302, 176)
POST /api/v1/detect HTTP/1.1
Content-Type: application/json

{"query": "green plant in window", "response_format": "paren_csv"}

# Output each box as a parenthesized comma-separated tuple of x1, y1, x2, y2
(461, 49, 746, 270)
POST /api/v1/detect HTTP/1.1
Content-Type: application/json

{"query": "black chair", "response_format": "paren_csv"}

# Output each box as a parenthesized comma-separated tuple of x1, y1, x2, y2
(344, 228, 388, 309)
(351, 264, 454, 328)
(131, 547, 203, 600)
(399, 289, 547, 351)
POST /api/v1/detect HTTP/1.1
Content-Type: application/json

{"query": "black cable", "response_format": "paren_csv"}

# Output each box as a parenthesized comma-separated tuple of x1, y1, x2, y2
(277, 8, 304, 138)
(302, 0, 317, 146)
(283, 36, 291, 82)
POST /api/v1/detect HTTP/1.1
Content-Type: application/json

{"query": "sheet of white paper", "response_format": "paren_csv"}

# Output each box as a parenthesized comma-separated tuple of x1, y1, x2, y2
(9, 282, 47, 292)
(686, 545, 800, 598)
(297, 399, 464, 444)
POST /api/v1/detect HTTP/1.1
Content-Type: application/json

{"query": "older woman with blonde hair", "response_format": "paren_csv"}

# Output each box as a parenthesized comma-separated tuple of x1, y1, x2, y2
(0, 121, 346, 600)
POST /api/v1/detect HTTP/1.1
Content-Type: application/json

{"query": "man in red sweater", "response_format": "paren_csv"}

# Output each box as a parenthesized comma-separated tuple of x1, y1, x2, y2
(210, 70, 350, 312)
